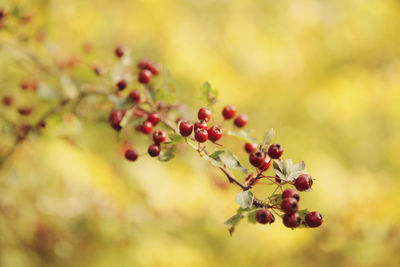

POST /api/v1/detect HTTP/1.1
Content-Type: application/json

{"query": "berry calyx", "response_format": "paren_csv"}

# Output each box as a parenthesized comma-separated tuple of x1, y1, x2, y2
(141, 121, 153, 135)
(249, 150, 265, 168)
(282, 189, 300, 202)
(305, 211, 323, 228)
(198, 107, 211, 122)
(2, 96, 13, 106)
(179, 120, 193, 137)
(268, 143, 283, 159)
(255, 209, 275, 224)
(147, 113, 160, 126)
(194, 120, 208, 131)
(222, 105, 236, 120)
(244, 143, 257, 154)
(234, 114, 248, 128)
(117, 79, 127, 91)
(195, 128, 208, 143)
(129, 90, 141, 104)
(258, 156, 271, 171)
(294, 174, 313, 191)
(208, 126, 222, 142)
(280, 197, 299, 214)
(138, 59, 160, 75)
(138, 69, 152, 84)
(115, 46, 124, 58)
(153, 129, 167, 144)
(148, 144, 161, 157)
(109, 110, 126, 131)
(125, 149, 138, 161)
(283, 212, 301, 228)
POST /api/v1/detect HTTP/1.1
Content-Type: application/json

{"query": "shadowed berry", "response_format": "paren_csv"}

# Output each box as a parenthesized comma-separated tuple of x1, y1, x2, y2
(179, 120, 193, 137)
(244, 143, 257, 154)
(280, 197, 298, 214)
(115, 46, 124, 58)
(138, 69, 152, 84)
(109, 110, 126, 131)
(129, 90, 141, 104)
(208, 126, 222, 142)
(147, 113, 160, 126)
(282, 189, 300, 202)
(194, 120, 208, 131)
(234, 114, 248, 128)
(18, 107, 33, 116)
(222, 105, 236, 120)
(195, 128, 208, 143)
(255, 209, 275, 224)
(117, 80, 127, 91)
(268, 143, 283, 159)
(148, 144, 161, 157)
(305, 211, 323, 228)
(198, 107, 211, 122)
(2, 96, 13, 106)
(125, 149, 138, 161)
(141, 121, 153, 134)
(153, 129, 167, 144)
(283, 212, 301, 228)
(294, 174, 313, 191)
(138, 59, 160, 75)
(249, 150, 265, 168)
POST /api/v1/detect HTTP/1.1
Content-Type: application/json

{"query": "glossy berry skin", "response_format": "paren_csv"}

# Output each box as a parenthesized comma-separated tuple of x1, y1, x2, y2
(305, 211, 323, 228)
(244, 143, 257, 154)
(129, 90, 141, 104)
(294, 174, 313, 191)
(194, 120, 208, 131)
(282, 189, 300, 202)
(197, 107, 211, 122)
(283, 212, 301, 228)
(18, 107, 33, 116)
(117, 80, 127, 91)
(125, 149, 138, 161)
(109, 110, 126, 131)
(195, 128, 208, 143)
(249, 150, 265, 168)
(208, 126, 222, 142)
(258, 156, 271, 171)
(179, 120, 193, 137)
(280, 197, 299, 214)
(2, 96, 13, 106)
(255, 209, 275, 224)
(138, 69, 152, 84)
(148, 144, 161, 157)
(268, 143, 283, 159)
(115, 46, 124, 58)
(147, 113, 160, 126)
(138, 59, 160, 75)
(141, 121, 153, 135)
(234, 114, 248, 128)
(222, 105, 236, 120)
(153, 129, 167, 144)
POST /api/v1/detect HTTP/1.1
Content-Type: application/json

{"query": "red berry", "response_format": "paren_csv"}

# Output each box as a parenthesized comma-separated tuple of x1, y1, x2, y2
(280, 197, 299, 214)
(117, 79, 127, 91)
(194, 120, 208, 131)
(138, 59, 160, 75)
(153, 129, 167, 144)
(222, 105, 236, 120)
(179, 120, 193, 137)
(283, 212, 301, 228)
(244, 143, 257, 154)
(138, 69, 152, 84)
(20, 81, 30, 90)
(268, 143, 283, 159)
(255, 209, 275, 224)
(2, 96, 13, 106)
(195, 128, 208, 143)
(198, 107, 211, 122)
(282, 189, 300, 202)
(208, 126, 222, 142)
(115, 46, 124, 58)
(234, 114, 248, 128)
(258, 156, 271, 171)
(305, 211, 323, 228)
(109, 110, 126, 131)
(294, 174, 313, 191)
(249, 150, 265, 168)
(148, 144, 161, 157)
(125, 149, 138, 161)
(141, 121, 153, 134)
(18, 107, 33, 116)
(129, 90, 141, 104)
(147, 113, 160, 126)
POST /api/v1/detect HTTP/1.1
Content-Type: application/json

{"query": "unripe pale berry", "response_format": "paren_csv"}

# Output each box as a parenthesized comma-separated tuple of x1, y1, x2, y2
(294, 174, 313, 191)
(109, 110, 126, 131)
(222, 105, 236, 120)
(234, 114, 248, 128)
(147, 113, 160, 126)
(148, 144, 161, 157)
(141, 121, 153, 135)
(282, 189, 300, 202)
(138, 69, 152, 84)
(208, 126, 222, 142)
(268, 143, 283, 159)
(283, 212, 301, 228)
(179, 120, 193, 137)
(153, 129, 167, 144)
(125, 149, 138, 161)
(249, 150, 265, 168)
(244, 143, 257, 154)
(195, 128, 208, 143)
(117, 80, 127, 91)
(255, 209, 275, 224)
(280, 197, 298, 214)
(305, 211, 323, 228)
(198, 107, 211, 122)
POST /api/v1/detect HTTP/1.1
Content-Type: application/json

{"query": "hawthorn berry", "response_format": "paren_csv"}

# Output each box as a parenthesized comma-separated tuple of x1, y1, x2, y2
(305, 211, 323, 228)
(117, 80, 127, 91)
(195, 128, 208, 143)
(141, 121, 153, 135)
(147, 113, 160, 126)
(222, 105, 236, 120)
(18, 107, 33, 116)
(115, 46, 124, 58)
(198, 107, 211, 122)
(153, 129, 167, 144)
(208, 126, 222, 142)
(2, 96, 13, 106)
(138, 69, 152, 84)
(138, 59, 160, 75)
(109, 110, 126, 131)
(282, 189, 300, 202)
(129, 90, 141, 104)
(125, 149, 138, 161)
(194, 120, 208, 131)
(244, 143, 257, 154)
(148, 144, 161, 157)
(268, 143, 283, 159)
(294, 174, 313, 191)
(234, 114, 248, 128)
(258, 156, 271, 171)
(179, 120, 193, 137)
(283, 212, 301, 228)
(249, 150, 265, 168)
(280, 197, 299, 214)
(255, 209, 275, 224)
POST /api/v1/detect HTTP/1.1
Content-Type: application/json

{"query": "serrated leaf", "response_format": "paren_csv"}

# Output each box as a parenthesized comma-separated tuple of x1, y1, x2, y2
(119, 109, 134, 128)
(158, 147, 175, 162)
(260, 128, 275, 152)
(273, 159, 307, 182)
(219, 150, 248, 175)
(129, 117, 146, 127)
(203, 154, 225, 168)
(166, 133, 185, 145)
(227, 129, 256, 143)
(201, 81, 218, 106)
(155, 87, 176, 103)
(235, 191, 254, 209)
(224, 213, 244, 226)
(247, 209, 261, 224)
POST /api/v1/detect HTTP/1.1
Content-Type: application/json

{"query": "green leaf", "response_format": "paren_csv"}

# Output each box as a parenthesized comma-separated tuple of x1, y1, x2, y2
(155, 87, 176, 103)
(227, 129, 256, 143)
(297, 209, 310, 218)
(260, 128, 275, 152)
(273, 159, 307, 182)
(224, 213, 244, 226)
(247, 208, 261, 224)
(203, 154, 225, 168)
(219, 150, 248, 175)
(269, 194, 282, 206)
(166, 133, 185, 145)
(158, 147, 175, 162)
(119, 109, 134, 128)
(209, 150, 225, 160)
(235, 191, 254, 209)
(129, 117, 146, 127)
(201, 81, 218, 106)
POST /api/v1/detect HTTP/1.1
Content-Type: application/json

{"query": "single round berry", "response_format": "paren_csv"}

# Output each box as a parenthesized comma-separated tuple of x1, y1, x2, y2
(294, 174, 313, 191)
(268, 143, 283, 159)
(258, 156, 271, 171)
(195, 128, 208, 143)
(249, 150, 265, 168)
(117, 80, 127, 91)
(280, 197, 299, 214)
(305, 211, 323, 228)
(115, 46, 124, 58)
(141, 121, 153, 135)
(194, 120, 208, 131)
(234, 114, 248, 128)
(255, 209, 275, 224)
(148, 144, 161, 157)
(138, 69, 152, 84)
(109, 110, 126, 131)
(125, 149, 138, 161)
(244, 143, 257, 154)
(147, 113, 160, 126)
(222, 105, 236, 120)
(283, 212, 301, 228)
(2, 96, 13, 106)
(179, 120, 193, 137)
(138, 59, 160, 75)
(129, 90, 141, 104)
(197, 107, 211, 122)
(208, 126, 222, 142)
(153, 129, 167, 144)
(18, 107, 33, 116)
(282, 189, 300, 202)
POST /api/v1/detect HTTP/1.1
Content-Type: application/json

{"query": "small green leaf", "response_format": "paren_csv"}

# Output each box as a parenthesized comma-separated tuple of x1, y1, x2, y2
(203, 154, 225, 168)
(129, 117, 146, 127)
(158, 147, 175, 162)
(119, 109, 134, 128)
(224, 213, 244, 226)
(273, 159, 307, 182)
(155, 87, 176, 103)
(227, 129, 256, 143)
(209, 150, 225, 160)
(166, 133, 185, 145)
(201, 81, 219, 106)
(235, 191, 254, 209)
(297, 209, 310, 218)
(219, 150, 248, 175)
(247, 208, 261, 224)
(260, 128, 275, 152)
(269, 194, 282, 206)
